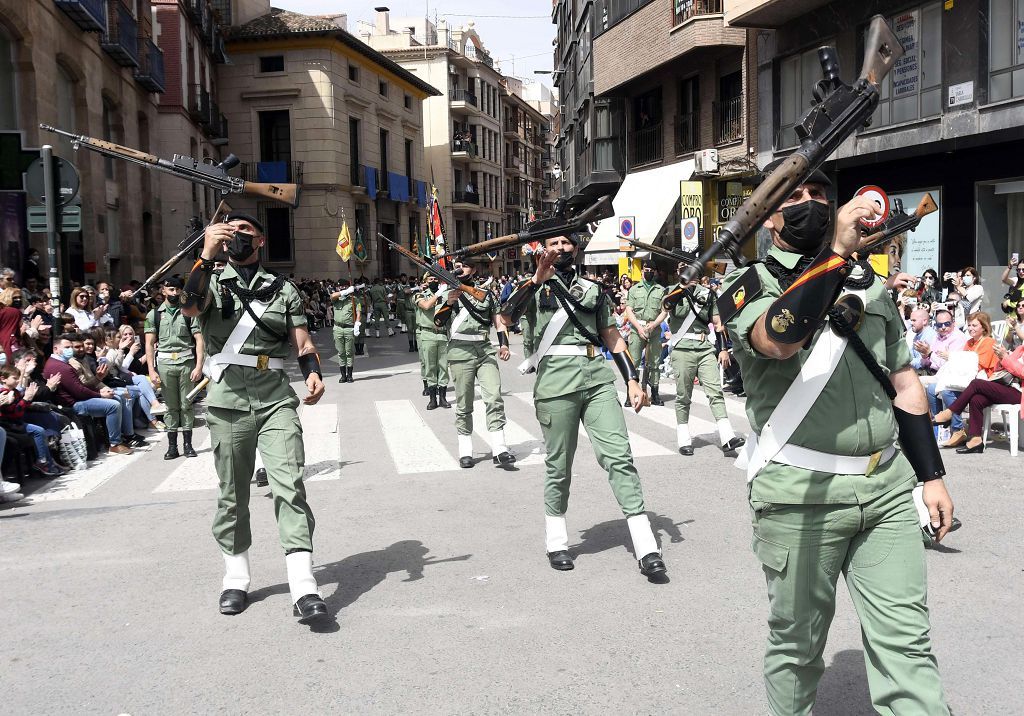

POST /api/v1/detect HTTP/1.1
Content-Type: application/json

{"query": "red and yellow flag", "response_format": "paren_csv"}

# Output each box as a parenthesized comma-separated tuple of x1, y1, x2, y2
(336, 221, 352, 261)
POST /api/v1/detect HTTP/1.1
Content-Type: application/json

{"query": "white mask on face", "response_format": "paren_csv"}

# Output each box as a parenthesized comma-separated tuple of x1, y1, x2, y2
(962, 275, 974, 286)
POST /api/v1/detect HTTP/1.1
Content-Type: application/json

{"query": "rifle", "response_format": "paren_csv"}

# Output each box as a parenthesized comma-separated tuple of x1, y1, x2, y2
(377, 233, 488, 302)
(440, 195, 613, 260)
(859, 192, 937, 255)
(39, 124, 301, 208)
(678, 15, 903, 284)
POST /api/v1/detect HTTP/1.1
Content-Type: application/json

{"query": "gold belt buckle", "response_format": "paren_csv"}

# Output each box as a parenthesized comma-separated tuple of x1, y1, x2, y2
(170, 352, 178, 360)
(586, 344, 596, 359)
(256, 354, 270, 371)
(865, 450, 883, 476)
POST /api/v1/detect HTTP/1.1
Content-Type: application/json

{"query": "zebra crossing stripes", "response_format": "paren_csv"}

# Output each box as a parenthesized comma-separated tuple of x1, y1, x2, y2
(23, 442, 152, 504)
(375, 399, 459, 474)
(153, 432, 217, 493)
(470, 403, 545, 466)
(614, 390, 719, 438)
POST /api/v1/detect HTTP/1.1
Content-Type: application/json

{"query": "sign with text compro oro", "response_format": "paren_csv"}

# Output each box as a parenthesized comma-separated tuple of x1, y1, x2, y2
(618, 216, 635, 252)
(680, 180, 704, 247)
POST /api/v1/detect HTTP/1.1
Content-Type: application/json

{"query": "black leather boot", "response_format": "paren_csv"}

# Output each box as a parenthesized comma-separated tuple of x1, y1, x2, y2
(182, 430, 197, 458)
(438, 387, 451, 409)
(422, 380, 429, 396)
(164, 432, 180, 460)
(408, 339, 416, 352)
(293, 594, 329, 624)
(426, 387, 438, 410)
(650, 386, 664, 406)
(346, 366, 354, 383)
(219, 589, 248, 615)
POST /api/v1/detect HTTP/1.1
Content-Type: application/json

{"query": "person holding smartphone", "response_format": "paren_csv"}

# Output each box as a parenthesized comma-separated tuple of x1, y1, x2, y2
(999, 253, 1024, 318)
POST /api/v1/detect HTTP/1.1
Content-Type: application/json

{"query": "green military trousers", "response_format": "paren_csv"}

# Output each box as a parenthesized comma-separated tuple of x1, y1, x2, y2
(449, 344, 506, 436)
(418, 330, 449, 388)
(750, 480, 948, 716)
(157, 360, 196, 433)
(628, 329, 663, 387)
(333, 327, 354, 367)
(372, 302, 390, 332)
(209, 398, 315, 555)
(671, 344, 727, 424)
(534, 381, 646, 518)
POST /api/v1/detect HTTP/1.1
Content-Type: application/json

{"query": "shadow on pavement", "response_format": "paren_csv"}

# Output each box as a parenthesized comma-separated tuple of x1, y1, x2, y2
(814, 649, 873, 715)
(570, 512, 693, 559)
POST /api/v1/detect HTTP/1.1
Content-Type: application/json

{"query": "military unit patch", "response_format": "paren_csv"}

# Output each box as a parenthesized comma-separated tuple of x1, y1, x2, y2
(717, 268, 763, 324)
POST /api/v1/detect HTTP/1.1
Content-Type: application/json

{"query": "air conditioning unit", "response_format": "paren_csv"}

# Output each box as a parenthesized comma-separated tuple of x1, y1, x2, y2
(695, 148, 719, 175)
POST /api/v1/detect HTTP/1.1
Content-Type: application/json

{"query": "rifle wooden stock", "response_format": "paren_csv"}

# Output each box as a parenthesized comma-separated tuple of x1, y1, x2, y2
(381, 234, 487, 301)
(243, 182, 300, 206)
(859, 192, 937, 254)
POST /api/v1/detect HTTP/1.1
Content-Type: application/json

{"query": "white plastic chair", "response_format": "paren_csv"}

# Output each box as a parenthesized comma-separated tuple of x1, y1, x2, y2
(982, 403, 1023, 457)
(991, 320, 1008, 344)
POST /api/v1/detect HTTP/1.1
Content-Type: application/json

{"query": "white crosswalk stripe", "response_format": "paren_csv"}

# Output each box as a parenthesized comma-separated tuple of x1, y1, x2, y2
(376, 399, 459, 474)
(23, 444, 153, 504)
(470, 403, 545, 466)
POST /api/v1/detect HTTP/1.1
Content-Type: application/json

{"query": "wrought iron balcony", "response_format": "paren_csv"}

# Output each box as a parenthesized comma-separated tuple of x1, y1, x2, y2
(449, 88, 478, 107)
(100, 1, 139, 68)
(675, 111, 699, 155)
(188, 83, 204, 120)
(54, 0, 106, 32)
(505, 193, 522, 208)
(210, 0, 231, 25)
(672, 0, 723, 26)
(629, 122, 663, 168)
(452, 190, 480, 206)
(451, 140, 478, 157)
(713, 96, 743, 145)
(134, 40, 165, 93)
(240, 161, 304, 184)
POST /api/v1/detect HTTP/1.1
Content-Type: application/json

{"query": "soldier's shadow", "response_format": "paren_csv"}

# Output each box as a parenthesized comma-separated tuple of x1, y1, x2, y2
(813, 649, 873, 715)
(570, 512, 692, 564)
(246, 540, 471, 632)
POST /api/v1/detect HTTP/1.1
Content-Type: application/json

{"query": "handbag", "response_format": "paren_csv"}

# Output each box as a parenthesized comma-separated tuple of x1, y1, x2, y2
(934, 350, 980, 393)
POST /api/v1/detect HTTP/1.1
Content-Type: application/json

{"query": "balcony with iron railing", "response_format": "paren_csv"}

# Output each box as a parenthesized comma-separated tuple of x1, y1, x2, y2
(240, 161, 304, 184)
(100, 1, 139, 68)
(630, 122, 664, 168)
(713, 96, 743, 145)
(210, 0, 231, 24)
(452, 190, 480, 206)
(672, 0, 723, 26)
(675, 110, 699, 155)
(54, 0, 106, 32)
(449, 88, 478, 108)
(188, 83, 204, 119)
(505, 193, 522, 208)
(451, 140, 478, 158)
(134, 39, 166, 93)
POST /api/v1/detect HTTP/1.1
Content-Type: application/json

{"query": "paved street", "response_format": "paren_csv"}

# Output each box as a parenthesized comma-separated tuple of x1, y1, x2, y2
(2, 330, 1021, 714)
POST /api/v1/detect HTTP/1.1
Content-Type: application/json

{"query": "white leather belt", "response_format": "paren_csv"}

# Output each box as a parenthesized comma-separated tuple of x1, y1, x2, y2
(681, 332, 707, 342)
(159, 349, 194, 360)
(770, 441, 897, 476)
(450, 333, 485, 342)
(208, 354, 285, 373)
(544, 345, 597, 358)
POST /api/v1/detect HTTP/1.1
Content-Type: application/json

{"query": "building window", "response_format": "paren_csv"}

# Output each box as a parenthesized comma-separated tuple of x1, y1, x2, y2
(404, 93, 412, 109)
(379, 128, 389, 191)
(714, 70, 743, 144)
(777, 45, 830, 149)
(102, 99, 118, 180)
(630, 89, 663, 167)
(349, 64, 359, 83)
(258, 110, 291, 165)
(594, 98, 622, 172)
(349, 117, 361, 186)
(869, 3, 942, 126)
(676, 75, 699, 155)
(989, 0, 1024, 102)
(55, 65, 77, 153)
(405, 138, 413, 195)
(258, 55, 284, 73)
(261, 205, 293, 263)
(0, 28, 17, 130)
(379, 79, 388, 97)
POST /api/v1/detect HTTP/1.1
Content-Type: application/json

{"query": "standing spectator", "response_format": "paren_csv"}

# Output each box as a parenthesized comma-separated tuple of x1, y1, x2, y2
(42, 334, 139, 454)
(65, 287, 113, 332)
(0, 286, 26, 364)
(999, 254, 1024, 317)
(919, 268, 942, 307)
(951, 267, 985, 315)
(22, 248, 43, 284)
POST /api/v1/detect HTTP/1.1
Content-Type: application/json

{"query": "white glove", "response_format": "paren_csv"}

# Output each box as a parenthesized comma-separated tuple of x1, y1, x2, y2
(354, 321, 361, 337)
(339, 285, 356, 298)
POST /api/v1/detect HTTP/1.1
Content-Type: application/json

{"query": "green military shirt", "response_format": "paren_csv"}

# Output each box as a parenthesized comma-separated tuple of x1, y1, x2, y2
(443, 291, 496, 362)
(721, 245, 914, 505)
(197, 263, 306, 411)
(527, 274, 616, 401)
(332, 293, 358, 327)
(415, 288, 444, 331)
(667, 283, 716, 350)
(402, 285, 417, 313)
(367, 284, 388, 305)
(144, 304, 200, 365)
(627, 279, 666, 322)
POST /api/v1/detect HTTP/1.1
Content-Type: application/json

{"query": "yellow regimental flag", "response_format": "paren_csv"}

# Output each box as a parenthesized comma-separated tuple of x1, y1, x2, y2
(336, 221, 352, 261)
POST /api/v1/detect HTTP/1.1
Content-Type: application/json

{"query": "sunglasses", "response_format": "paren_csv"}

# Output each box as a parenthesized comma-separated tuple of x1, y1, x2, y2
(934, 320, 953, 328)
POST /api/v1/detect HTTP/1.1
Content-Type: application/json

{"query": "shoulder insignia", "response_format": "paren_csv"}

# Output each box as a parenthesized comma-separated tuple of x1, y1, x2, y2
(717, 268, 763, 324)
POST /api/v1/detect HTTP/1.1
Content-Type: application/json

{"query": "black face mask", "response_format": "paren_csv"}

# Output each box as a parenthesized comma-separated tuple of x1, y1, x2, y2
(554, 251, 575, 271)
(11, 298, 22, 308)
(227, 231, 257, 262)
(779, 200, 832, 254)
(166, 294, 180, 306)
(427, 282, 440, 293)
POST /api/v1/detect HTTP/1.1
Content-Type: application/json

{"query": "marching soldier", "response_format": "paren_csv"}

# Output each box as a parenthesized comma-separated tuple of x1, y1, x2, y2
(719, 164, 953, 714)
(354, 283, 369, 356)
(330, 278, 360, 383)
(652, 262, 744, 457)
(144, 277, 205, 460)
(402, 276, 419, 353)
(367, 277, 393, 338)
(415, 274, 450, 410)
(434, 257, 515, 469)
(624, 258, 666, 405)
(181, 211, 329, 626)
(395, 273, 410, 339)
(500, 235, 666, 579)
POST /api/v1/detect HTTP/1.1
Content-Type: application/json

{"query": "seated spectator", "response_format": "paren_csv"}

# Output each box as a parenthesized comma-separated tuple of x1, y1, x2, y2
(906, 307, 937, 374)
(921, 309, 968, 432)
(0, 425, 23, 503)
(951, 267, 985, 315)
(42, 334, 142, 455)
(934, 341, 1024, 454)
(68, 333, 145, 439)
(0, 286, 26, 364)
(936, 312, 999, 448)
(1005, 301, 1024, 351)
(0, 366, 61, 476)
(100, 328, 165, 431)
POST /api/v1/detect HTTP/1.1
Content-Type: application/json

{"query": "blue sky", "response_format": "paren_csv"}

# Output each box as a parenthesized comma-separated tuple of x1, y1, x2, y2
(276, 0, 557, 79)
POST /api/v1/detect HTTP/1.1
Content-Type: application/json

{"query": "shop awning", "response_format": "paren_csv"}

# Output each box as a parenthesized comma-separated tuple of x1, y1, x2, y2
(584, 160, 696, 259)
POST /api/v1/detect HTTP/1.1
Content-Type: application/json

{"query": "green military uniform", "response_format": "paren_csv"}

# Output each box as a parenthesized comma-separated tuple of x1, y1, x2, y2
(721, 246, 948, 715)
(367, 282, 391, 336)
(626, 278, 666, 388)
(145, 304, 200, 433)
(402, 283, 418, 351)
(416, 286, 449, 391)
(664, 283, 738, 452)
(332, 289, 358, 379)
(198, 264, 315, 557)
(438, 289, 509, 462)
(394, 281, 408, 334)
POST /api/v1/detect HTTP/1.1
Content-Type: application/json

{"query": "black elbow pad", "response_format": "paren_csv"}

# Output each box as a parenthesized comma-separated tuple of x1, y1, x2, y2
(893, 406, 945, 482)
(764, 247, 851, 344)
(501, 279, 540, 323)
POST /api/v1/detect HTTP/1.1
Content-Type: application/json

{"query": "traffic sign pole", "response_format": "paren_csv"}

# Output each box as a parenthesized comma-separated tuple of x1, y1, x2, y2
(41, 145, 61, 312)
